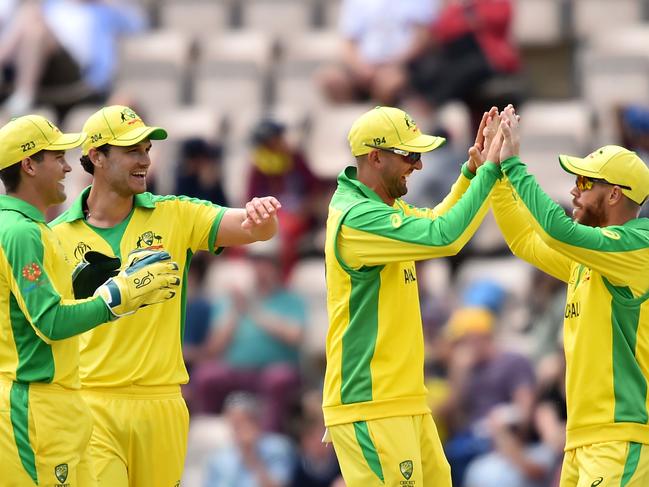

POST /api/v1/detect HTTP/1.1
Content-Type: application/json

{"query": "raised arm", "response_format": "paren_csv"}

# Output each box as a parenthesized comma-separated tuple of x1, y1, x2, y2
(498, 107, 649, 289)
(337, 163, 500, 268)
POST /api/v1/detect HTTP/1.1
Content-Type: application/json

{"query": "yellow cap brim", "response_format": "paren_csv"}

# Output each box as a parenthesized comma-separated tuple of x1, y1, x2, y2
(394, 134, 446, 153)
(45, 132, 87, 151)
(109, 126, 168, 147)
(558, 154, 600, 177)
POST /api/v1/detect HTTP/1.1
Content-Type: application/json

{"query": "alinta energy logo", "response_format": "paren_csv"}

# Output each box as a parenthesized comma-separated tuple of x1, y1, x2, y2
(21, 262, 47, 294)
(22, 263, 42, 282)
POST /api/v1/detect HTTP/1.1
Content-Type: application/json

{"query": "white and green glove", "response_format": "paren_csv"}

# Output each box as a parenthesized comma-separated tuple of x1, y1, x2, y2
(94, 249, 181, 318)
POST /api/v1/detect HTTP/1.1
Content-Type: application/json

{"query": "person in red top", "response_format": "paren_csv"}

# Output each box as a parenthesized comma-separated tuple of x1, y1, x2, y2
(408, 0, 522, 130)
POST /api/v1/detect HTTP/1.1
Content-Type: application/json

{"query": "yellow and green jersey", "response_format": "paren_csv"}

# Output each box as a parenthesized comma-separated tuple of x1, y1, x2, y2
(493, 156, 649, 449)
(0, 196, 111, 388)
(323, 163, 500, 427)
(50, 188, 226, 388)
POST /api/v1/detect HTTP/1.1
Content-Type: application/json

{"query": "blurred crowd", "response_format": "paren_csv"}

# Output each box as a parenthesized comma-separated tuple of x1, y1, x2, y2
(2, 1, 649, 486)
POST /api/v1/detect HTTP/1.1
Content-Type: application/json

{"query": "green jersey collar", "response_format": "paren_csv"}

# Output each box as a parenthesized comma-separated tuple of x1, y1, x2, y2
(620, 217, 649, 231)
(0, 194, 46, 222)
(338, 166, 385, 204)
(58, 186, 157, 223)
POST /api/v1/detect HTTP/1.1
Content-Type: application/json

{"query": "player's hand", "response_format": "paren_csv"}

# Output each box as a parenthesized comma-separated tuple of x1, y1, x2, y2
(468, 106, 498, 173)
(486, 123, 505, 165)
(482, 108, 501, 161)
(500, 104, 521, 162)
(72, 251, 121, 299)
(94, 250, 181, 318)
(241, 196, 281, 230)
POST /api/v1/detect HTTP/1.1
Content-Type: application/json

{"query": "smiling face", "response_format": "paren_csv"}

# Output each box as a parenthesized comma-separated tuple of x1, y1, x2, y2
(99, 140, 152, 196)
(33, 150, 71, 207)
(377, 150, 423, 201)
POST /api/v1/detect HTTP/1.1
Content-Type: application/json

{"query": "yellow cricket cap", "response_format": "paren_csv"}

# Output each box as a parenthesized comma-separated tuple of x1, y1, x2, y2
(444, 307, 494, 341)
(81, 105, 167, 155)
(559, 145, 649, 204)
(348, 106, 445, 157)
(0, 115, 85, 170)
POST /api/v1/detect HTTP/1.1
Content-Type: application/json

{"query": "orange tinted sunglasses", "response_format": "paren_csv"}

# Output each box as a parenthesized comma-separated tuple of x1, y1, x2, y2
(575, 175, 631, 192)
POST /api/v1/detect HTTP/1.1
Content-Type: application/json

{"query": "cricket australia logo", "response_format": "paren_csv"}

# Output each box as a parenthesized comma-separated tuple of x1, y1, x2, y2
(399, 460, 413, 480)
(120, 107, 139, 123)
(54, 463, 68, 484)
(136, 230, 164, 250)
(404, 114, 417, 133)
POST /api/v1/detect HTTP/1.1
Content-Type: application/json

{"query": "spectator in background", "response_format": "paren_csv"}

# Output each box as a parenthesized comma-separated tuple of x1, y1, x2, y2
(525, 268, 566, 364)
(618, 104, 649, 218)
(193, 242, 307, 432)
(408, 0, 521, 131)
(247, 118, 329, 277)
(203, 392, 296, 487)
(175, 137, 229, 207)
(289, 391, 343, 487)
(0, 0, 146, 118)
(463, 402, 557, 487)
(182, 253, 214, 411)
(464, 357, 567, 487)
(317, 0, 437, 105)
(438, 306, 536, 486)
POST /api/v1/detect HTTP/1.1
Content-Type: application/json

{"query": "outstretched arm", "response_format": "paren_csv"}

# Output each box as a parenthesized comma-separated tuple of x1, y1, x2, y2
(215, 196, 281, 246)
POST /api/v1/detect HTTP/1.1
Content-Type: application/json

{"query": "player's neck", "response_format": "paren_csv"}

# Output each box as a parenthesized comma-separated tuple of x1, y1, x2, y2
(85, 182, 134, 228)
(10, 186, 48, 216)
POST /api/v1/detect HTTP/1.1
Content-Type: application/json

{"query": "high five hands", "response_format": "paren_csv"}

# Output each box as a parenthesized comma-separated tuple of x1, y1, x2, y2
(468, 104, 521, 171)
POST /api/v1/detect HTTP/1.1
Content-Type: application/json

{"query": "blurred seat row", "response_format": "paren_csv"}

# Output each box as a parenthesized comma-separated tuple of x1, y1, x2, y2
(141, 0, 649, 45)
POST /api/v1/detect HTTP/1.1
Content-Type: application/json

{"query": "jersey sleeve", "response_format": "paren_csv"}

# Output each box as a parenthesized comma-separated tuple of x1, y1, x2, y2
(491, 178, 572, 283)
(338, 162, 500, 268)
(400, 162, 473, 220)
(175, 196, 228, 254)
(2, 222, 111, 342)
(501, 156, 649, 289)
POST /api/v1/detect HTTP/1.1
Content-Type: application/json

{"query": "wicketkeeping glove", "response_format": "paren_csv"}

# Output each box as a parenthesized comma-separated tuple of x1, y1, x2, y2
(94, 250, 181, 318)
(72, 251, 121, 299)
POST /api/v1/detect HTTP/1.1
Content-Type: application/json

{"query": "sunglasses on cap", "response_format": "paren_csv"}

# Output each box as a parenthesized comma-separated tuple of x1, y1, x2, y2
(365, 144, 421, 163)
(575, 175, 632, 192)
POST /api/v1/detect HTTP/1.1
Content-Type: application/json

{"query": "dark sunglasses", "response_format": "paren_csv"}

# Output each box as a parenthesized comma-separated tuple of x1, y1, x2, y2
(365, 144, 421, 163)
(575, 175, 632, 192)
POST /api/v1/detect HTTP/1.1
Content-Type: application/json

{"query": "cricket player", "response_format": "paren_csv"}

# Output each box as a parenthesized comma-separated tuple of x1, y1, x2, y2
(322, 106, 503, 486)
(0, 115, 180, 486)
(50, 105, 280, 486)
(482, 105, 649, 486)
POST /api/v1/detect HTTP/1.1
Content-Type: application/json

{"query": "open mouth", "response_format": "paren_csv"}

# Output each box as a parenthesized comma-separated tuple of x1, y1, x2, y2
(131, 171, 147, 180)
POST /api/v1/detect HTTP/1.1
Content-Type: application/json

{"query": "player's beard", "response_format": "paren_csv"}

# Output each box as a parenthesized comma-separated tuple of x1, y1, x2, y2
(388, 173, 408, 199)
(574, 195, 607, 227)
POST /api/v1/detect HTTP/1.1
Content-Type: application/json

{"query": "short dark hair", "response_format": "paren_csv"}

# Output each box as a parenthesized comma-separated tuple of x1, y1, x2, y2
(80, 145, 111, 175)
(0, 150, 44, 192)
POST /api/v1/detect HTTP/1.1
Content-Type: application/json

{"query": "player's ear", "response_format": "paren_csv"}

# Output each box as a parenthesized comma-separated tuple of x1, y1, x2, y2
(608, 186, 624, 206)
(21, 157, 37, 176)
(88, 147, 104, 168)
(367, 149, 381, 167)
